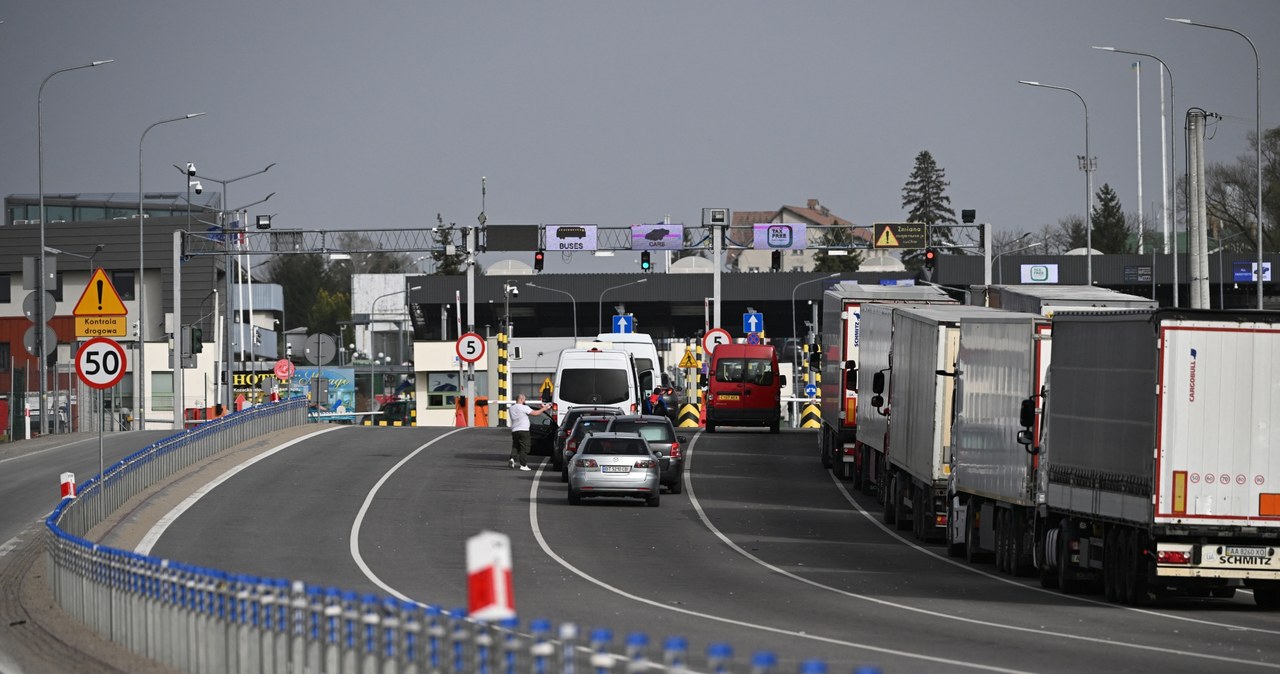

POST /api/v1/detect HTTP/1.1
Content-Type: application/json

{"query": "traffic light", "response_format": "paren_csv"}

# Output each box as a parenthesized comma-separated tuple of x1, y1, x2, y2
(771, 250, 783, 271)
(192, 326, 203, 354)
(640, 251, 652, 271)
(534, 249, 545, 272)
(923, 248, 938, 272)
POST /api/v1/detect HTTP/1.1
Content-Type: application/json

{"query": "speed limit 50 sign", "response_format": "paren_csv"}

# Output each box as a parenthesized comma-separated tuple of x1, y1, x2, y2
(76, 337, 128, 390)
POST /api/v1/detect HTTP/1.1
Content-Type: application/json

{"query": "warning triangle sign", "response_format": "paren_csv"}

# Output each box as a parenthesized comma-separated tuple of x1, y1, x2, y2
(679, 349, 698, 368)
(875, 226, 901, 248)
(73, 268, 129, 316)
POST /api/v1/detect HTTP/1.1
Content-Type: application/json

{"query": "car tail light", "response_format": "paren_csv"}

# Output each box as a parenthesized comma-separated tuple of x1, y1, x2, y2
(634, 459, 658, 468)
(575, 458, 598, 468)
(668, 441, 681, 459)
(567, 439, 578, 455)
(1156, 550, 1191, 564)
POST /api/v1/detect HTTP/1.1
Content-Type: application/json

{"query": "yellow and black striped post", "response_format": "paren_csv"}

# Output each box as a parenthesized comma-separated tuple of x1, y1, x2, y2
(497, 330, 509, 427)
(800, 402, 822, 428)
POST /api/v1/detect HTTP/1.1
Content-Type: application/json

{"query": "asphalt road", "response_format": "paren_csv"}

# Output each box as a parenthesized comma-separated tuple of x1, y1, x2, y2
(146, 426, 1280, 673)
(0, 430, 173, 545)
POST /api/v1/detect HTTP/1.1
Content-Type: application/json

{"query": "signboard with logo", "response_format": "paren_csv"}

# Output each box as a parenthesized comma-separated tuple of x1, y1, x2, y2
(546, 225, 597, 251)
(1233, 261, 1273, 283)
(752, 223, 807, 250)
(630, 224, 683, 250)
(1020, 264, 1060, 284)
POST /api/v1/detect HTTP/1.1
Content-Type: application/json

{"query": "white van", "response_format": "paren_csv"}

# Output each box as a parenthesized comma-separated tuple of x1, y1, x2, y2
(553, 347, 642, 419)
(588, 333, 662, 392)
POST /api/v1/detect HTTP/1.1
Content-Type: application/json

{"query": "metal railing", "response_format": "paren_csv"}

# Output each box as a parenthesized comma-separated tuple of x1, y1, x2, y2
(44, 398, 880, 673)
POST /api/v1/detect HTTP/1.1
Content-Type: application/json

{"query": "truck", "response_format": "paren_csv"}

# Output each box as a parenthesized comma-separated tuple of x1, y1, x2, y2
(948, 286, 1154, 566)
(817, 282, 956, 487)
(971, 284, 1157, 315)
(859, 304, 1012, 540)
(970, 309, 1280, 607)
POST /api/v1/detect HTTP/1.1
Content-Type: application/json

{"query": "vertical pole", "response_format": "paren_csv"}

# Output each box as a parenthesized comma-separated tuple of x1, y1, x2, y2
(1135, 61, 1144, 255)
(466, 227, 476, 427)
(982, 224, 993, 286)
(173, 231, 185, 430)
(712, 221, 723, 329)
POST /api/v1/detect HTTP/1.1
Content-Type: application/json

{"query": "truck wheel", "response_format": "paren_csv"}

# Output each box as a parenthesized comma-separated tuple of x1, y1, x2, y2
(706, 420, 716, 433)
(946, 500, 964, 557)
(1122, 530, 1149, 605)
(1103, 528, 1119, 603)
(1010, 514, 1030, 576)
(882, 472, 898, 526)
(769, 419, 780, 434)
(1253, 588, 1280, 609)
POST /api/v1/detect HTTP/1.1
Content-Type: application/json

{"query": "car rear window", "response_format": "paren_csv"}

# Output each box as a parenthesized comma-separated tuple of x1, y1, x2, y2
(715, 358, 773, 385)
(610, 422, 672, 443)
(583, 439, 648, 456)
(572, 418, 610, 438)
(560, 368, 629, 404)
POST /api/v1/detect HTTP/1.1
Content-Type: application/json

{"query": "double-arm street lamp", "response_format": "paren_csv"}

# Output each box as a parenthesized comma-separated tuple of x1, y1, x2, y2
(1019, 80, 1094, 286)
(137, 112, 205, 428)
(598, 279, 648, 334)
(1167, 18, 1264, 310)
(36, 59, 113, 435)
(526, 282, 578, 343)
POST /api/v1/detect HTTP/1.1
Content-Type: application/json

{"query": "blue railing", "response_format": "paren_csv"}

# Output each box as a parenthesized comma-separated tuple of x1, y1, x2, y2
(44, 400, 882, 673)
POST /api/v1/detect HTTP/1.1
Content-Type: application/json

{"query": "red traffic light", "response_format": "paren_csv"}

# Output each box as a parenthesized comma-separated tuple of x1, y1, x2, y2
(534, 250, 545, 271)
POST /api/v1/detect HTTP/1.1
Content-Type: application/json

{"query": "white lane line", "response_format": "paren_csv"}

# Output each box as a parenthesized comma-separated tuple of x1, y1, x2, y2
(680, 435, 1280, 669)
(350, 428, 470, 602)
(528, 437, 1031, 674)
(0, 436, 100, 465)
(135, 426, 345, 555)
(826, 472, 1280, 636)
(0, 536, 21, 558)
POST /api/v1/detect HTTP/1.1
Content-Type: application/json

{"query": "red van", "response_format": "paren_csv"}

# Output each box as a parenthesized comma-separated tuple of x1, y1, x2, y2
(705, 343, 785, 433)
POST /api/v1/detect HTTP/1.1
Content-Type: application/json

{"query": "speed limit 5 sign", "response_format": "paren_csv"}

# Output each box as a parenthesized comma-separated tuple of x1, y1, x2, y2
(76, 337, 128, 390)
(456, 332, 486, 363)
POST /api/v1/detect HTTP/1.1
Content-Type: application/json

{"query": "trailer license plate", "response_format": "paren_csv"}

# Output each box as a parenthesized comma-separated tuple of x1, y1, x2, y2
(601, 465, 630, 473)
(720, 394, 740, 401)
(1225, 546, 1269, 557)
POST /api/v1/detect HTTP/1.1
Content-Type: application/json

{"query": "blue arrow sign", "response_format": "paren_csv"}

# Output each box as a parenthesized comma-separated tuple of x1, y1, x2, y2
(743, 312, 764, 334)
(614, 314, 634, 333)
(804, 383, 818, 398)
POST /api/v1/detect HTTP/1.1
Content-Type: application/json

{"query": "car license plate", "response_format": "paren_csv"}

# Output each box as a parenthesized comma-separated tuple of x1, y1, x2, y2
(1225, 546, 1269, 557)
(720, 394, 740, 401)
(601, 465, 630, 474)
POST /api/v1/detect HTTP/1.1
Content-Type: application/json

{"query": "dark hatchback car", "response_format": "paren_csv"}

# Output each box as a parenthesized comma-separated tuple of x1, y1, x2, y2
(552, 406, 621, 471)
(605, 414, 687, 494)
(559, 414, 616, 482)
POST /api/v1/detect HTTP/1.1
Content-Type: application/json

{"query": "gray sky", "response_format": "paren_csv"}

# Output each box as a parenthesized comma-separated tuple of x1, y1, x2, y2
(3, 1, 1276, 273)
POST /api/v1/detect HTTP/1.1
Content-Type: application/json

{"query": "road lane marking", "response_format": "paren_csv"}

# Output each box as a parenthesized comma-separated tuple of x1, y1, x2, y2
(680, 434, 1280, 668)
(826, 471, 1280, 636)
(529, 438, 1032, 674)
(134, 426, 345, 555)
(349, 428, 470, 603)
(0, 436, 100, 464)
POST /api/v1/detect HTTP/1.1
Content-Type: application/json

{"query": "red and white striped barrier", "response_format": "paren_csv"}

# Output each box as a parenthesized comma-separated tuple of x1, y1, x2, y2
(60, 472, 76, 499)
(466, 530, 515, 621)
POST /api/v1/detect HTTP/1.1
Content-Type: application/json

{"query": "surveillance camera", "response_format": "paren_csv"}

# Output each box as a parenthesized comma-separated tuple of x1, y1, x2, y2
(186, 162, 197, 177)
(191, 180, 203, 195)
(509, 286, 519, 297)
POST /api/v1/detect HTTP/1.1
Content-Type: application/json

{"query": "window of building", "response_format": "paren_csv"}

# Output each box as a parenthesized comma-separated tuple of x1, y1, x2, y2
(151, 372, 174, 411)
(423, 371, 489, 408)
(0, 343, 9, 372)
(113, 271, 136, 301)
(51, 272, 63, 301)
(0, 273, 10, 303)
(45, 205, 73, 222)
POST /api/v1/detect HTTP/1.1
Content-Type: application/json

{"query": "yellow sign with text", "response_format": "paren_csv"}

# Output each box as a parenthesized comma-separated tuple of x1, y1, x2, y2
(75, 315, 128, 338)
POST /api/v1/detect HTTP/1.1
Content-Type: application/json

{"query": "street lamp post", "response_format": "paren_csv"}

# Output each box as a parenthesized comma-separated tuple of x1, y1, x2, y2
(1167, 18, 1264, 310)
(598, 279, 648, 334)
(1093, 45, 1179, 307)
(526, 283, 578, 343)
(993, 237, 1045, 285)
(36, 59, 113, 435)
(138, 112, 205, 429)
(371, 285, 421, 367)
(1019, 80, 1094, 286)
(790, 273, 839, 395)
(178, 163, 276, 411)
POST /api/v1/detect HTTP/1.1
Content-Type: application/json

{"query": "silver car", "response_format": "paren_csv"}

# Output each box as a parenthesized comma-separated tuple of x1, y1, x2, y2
(566, 432, 661, 507)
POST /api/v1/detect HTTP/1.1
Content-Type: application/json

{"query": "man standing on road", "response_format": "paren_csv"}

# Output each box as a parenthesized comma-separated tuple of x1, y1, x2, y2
(508, 393, 547, 471)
